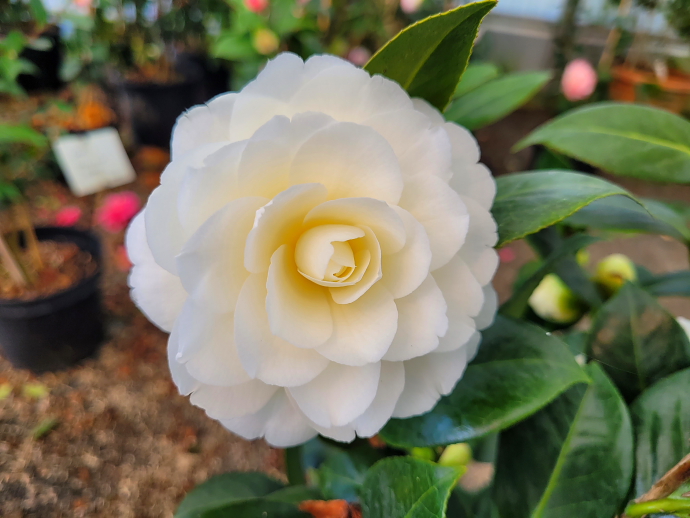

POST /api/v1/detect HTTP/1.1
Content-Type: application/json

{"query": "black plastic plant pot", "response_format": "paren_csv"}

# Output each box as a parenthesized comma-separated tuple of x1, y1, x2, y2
(118, 72, 204, 149)
(0, 227, 105, 373)
(17, 27, 63, 93)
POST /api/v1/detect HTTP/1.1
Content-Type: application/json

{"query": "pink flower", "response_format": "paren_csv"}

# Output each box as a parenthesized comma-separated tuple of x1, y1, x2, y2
(561, 59, 598, 101)
(347, 46, 371, 66)
(400, 0, 424, 14)
(55, 206, 82, 227)
(245, 0, 268, 12)
(96, 191, 141, 233)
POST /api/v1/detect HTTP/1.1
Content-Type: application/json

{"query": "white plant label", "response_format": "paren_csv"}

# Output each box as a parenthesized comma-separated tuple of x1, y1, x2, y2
(53, 127, 136, 197)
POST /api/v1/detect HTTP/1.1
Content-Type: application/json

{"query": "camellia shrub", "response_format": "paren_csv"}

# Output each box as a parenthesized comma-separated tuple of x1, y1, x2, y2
(126, 1, 690, 517)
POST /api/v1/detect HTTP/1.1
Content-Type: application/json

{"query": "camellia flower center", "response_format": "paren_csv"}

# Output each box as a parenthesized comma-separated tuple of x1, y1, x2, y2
(294, 224, 370, 287)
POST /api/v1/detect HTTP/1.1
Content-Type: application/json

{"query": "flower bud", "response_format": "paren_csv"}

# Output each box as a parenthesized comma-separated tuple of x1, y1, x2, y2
(245, 0, 268, 13)
(400, 0, 424, 14)
(529, 274, 583, 324)
(438, 443, 472, 468)
(410, 447, 436, 462)
(561, 59, 597, 101)
(252, 28, 279, 55)
(594, 254, 637, 295)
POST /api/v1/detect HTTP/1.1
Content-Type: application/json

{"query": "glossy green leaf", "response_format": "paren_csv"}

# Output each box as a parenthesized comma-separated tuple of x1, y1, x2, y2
(453, 62, 500, 98)
(501, 234, 598, 318)
(631, 368, 690, 496)
(641, 270, 690, 297)
(445, 71, 552, 130)
(492, 170, 635, 247)
(360, 457, 462, 518)
(175, 472, 284, 518)
(317, 446, 382, 502)
(201, 500, 308, 518)
(494, 364, 634, 518)
(516, 102, 690, 183)
(586, 282, 690, 400)
(0, 124, 48, 147)
(211, 33, 255, 60)
(379, 316, 589, 448)
(29, 0, 48, 26)
(565, 195, 690, 243)
(364, 1, 496, 111)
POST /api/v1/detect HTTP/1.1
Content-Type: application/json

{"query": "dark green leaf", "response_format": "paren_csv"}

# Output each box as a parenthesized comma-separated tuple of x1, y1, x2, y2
(501, 234, 598, 318)
(267, 486, 323, 505)
(379, 316, 589, 448)
(516, 102, 690, 183)
(631, 367, 690, 496)
(360, 457, 462, 518)
(174, 472, 284, 518)
(0, 124, 48, 147)
(565, 195, 690, 243)
(445, 71, 551, 130)
(201, 500, 308, 518)
(285, 446, 306, 486)
(641, 270, 690, 297)
(586, 283, 690, 400)
(494, 364, 633, 518)
(29, 0, 48, 26)
(492, 170, 635, 247)
(212, 33, 256, 60)
(317, 447, 381, 502)
(364, 1, 496, 111)
(453, 62, 500, 98)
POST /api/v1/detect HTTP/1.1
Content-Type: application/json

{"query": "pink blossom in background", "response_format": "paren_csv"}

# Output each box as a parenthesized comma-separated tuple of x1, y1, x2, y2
(96, 191, 141, 233)
(245, 0, 268, 12)
(561, 59, 598, 101)
(55, 206, 82, 227)
(499, 246, 516, 263)
(400, 0, 424, 13)
(347, 46, 371, 66)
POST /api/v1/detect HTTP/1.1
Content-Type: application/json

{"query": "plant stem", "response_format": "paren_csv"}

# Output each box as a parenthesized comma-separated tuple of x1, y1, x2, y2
(599, 0, 634, 72)
(625, 498, 690, 517)
(0, 231, 28, 286)
(284, 446, 306, 486)
(14, 203, 42, 271)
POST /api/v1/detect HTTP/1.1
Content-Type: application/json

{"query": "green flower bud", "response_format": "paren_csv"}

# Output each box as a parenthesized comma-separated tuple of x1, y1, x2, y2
(410, 447, 436, 462)
(528, 274, 583, 324)
(595, 254, 637, 295)
(438, 443, 472, 468)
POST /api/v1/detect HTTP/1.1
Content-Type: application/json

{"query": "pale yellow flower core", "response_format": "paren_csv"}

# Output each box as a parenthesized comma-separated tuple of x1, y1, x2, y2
(294, 224, 369, 287)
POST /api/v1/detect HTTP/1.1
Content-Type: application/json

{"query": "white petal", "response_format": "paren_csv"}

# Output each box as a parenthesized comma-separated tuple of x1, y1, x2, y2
(465, 332, 482, 362)
(245, 183, 328, 273)
(317, 283, 397, 366)
(126, 211, 187, 332)
(177, 141, 246, 235)
(235, 273, 330, 386)
(458, 245, 499, 287)
(295, 224, 365, 280)
(436, 313, 476, 353)
(236, 131, 292, 199)
(304, 197, 406, 255)
(177, 196, 268, 313)
(399, 175, 469, 271)
(171, 92, 236, 159)
(393, 348, 469, 419)
(167, 321, 199, 396)
(220, 391, 318, 447)
(145, 143, 227, 274)
(190, 380, 278, 420)
(462, 195, 498, 249)
(475, 285, 498, 330)
(384, 276, 448, 361)
(309, 422, 356, 443)
(290, 122, 404, 205)
(329, 226, 382, 305)
(175, 299, 251, 387)
(432, 255, 484, 318)
(380, 206, 432, 299)
(266, 245, 333, 349)
(412, 98, 445, 125)
(450, 162, 496, 210)
(352, 361, 405, 437)
(289, 361, 381, 428)
(444, 121, 480, 164)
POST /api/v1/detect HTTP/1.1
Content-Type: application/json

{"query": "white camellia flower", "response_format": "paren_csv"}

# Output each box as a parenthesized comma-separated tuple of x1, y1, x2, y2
(126, 53, 499, 447)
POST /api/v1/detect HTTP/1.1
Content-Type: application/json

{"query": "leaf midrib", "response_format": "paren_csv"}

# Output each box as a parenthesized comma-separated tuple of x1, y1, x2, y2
(403, 472, 460, 518)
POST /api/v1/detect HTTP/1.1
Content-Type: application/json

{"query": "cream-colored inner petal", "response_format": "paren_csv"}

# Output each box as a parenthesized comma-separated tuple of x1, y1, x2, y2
(295, 224, 365, 283)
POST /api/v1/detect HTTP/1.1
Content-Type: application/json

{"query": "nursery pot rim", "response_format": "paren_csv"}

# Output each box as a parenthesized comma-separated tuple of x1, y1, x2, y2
(611, 63, 690, 94)
(0, 226, 101, 318)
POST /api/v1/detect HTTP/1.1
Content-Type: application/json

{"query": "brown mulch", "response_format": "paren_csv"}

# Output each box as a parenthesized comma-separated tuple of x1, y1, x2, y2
(0, 241, 97, 300)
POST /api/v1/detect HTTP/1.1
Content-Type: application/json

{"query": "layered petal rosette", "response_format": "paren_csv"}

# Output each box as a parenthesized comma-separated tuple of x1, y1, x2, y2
(126, 53, 499, 447)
